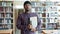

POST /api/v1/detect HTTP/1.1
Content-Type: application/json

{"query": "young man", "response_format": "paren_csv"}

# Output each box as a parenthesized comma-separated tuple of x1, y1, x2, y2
(16, 1, 41, 34)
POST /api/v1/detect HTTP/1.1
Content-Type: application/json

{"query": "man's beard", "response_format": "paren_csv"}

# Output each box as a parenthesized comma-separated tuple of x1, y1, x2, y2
(25, 9, 30, 13)
(26, 10, 29, 12)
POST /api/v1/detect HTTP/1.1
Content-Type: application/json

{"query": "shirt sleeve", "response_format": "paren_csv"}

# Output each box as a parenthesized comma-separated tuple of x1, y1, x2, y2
(37, 16, 41, 31)
(16, 14, 22, 30)
(36, 14, 41, 31)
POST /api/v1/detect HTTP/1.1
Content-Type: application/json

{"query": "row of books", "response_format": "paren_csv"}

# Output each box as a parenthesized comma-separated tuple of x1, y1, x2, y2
(0, 19, 13, 23)
(31, 1, 60, 30)
(47, 23, 57, 29)
(40, 18, 58, 23)
(41, 23, 58, 30)
(0, 24, 13, 30)
(0, 2, 13, 6)
(0, 1, 13, 30)
(37, 13, 58, 18)
(0, 7, 13, 13)
(5, 7, 13, 12)
(0, 13, 13, 18)
(31, 1, 60, 7)
(32, 7, 58, 11)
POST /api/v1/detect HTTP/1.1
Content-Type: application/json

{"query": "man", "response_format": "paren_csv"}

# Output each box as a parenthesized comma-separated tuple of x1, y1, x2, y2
(16, 1, 41, 34)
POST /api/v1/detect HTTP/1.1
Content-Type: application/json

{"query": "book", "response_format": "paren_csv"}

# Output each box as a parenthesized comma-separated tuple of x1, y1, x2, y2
(2, 2, 6, 6)
(0, 14, 1, 18)
(42, 13, 46, 17)
(6, 14, 11, 18)
(30, 16, 37, 28)
(0, 19, 2, 23)
(43, 18, 46, 22)
(5, 7, 12, 12)
(0, 24, 3, 29)
(0, 7, 3, 11)
(6, 3, 12, 6)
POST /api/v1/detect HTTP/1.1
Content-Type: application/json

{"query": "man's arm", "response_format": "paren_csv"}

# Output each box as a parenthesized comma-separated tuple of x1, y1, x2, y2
(35, 13, 41, 31)
(16, 14, 22, 30)
(28, 13, 41, 31)
(37, 16, 41, 31)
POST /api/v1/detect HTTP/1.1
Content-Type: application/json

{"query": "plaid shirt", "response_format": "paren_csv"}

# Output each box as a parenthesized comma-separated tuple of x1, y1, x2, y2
(16, 13, 41, 34)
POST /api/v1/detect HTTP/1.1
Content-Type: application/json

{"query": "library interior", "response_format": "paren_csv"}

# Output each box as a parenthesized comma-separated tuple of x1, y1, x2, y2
(0, 0, 60, 34)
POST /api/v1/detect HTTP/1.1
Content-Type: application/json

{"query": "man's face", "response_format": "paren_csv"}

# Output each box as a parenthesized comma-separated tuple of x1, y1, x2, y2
(24, 4, 31, 11)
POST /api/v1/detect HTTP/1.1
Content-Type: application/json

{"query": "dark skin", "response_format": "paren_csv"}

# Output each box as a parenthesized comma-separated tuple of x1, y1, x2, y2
(24, 4, 31, 13)
(24, 4, 36, 32)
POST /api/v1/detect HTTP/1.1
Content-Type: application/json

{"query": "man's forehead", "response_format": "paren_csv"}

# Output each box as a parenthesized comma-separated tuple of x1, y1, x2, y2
(25, 4, 31, 5)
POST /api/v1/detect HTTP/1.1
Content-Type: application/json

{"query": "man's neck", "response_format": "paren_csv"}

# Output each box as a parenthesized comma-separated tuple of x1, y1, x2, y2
(25, 10, 31, 14)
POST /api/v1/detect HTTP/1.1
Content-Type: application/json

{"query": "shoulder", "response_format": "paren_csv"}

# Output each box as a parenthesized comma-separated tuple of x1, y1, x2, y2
(30, 13, 37, 16)
(18, 13, 24, 16)
(29, 13, 38, 17)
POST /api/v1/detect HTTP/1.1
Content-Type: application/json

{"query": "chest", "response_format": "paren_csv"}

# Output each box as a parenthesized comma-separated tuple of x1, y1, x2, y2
(21, 14, 37, 20)
(21, 14, 37, 24)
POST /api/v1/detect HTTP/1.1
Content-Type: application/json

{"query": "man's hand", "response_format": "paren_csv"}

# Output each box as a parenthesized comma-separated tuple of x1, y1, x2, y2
(31, 27, 36, 32)
(28, 24, 36, 32)
(28, 24, 32, 29)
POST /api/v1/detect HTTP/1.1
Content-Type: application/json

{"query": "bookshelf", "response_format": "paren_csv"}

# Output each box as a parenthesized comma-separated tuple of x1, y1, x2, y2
(31, 1, 60, 30)
(0, 1, 15, 34)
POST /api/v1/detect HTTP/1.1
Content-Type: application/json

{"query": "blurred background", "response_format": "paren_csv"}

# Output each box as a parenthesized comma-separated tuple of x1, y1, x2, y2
(0, 0, 60, 34)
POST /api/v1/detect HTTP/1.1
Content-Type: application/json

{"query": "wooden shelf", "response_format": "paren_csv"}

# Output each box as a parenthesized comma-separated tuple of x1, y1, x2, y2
(31, 1, 60, 30)
(42, 30, 60, 34)
(0, 23, 13, 24)
(0, 1, 15, 34)
(0, 29, 13, 34)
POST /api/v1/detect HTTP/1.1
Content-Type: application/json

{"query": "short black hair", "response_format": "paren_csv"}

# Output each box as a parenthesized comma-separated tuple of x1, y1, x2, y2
(24, 1, 31, 6)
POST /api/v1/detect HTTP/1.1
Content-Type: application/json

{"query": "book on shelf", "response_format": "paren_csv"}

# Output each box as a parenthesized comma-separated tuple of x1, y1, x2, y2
(41, 23, 46, 29)
(0, 13, 4, 18)
(47, 23, 57, 29)
(39, 7, 42, 11)
(47, 18, 50, 22)
(0, 2, 2, 6)
(40, 19, 43, 23)
(0, 24, 3, 29)
(40, 7, 46, 11)
(31, 8, 35, 13)
(43, 8, 46, 11)
(31, 2, 35, 7)
(1, 13, 4, 18)
(7, 24, 11, 29)
(42, 18, 46, 22)
(35, 7, 39, 11)
(5, 7, 12, 13)
(42, 3, 46, 6)
(50, 18, 55, 23)
(2, 2, 6, 6)
(6, 14, 11, 18)
(11, 19, 13, 23)
(0, 24, 8, 30)
(0, 19, 4, 23)
(49, 12, 58, 17)
(31, 1, 59, 30)
(36, 2, 40, 7)
(6, 3, 12, 6)
(38, 14, 42, 18)
(0, 14, 1, 18)
(47, 6, 57, 11)
(0, 19, 12, 29)
(2, 2, 12, 7)
(47, 23, 53, 29)
(42, 13, 46, 17)
(0, 7, 3, 11)
(47, 13, 49, 17)
(6, 19, 11, 23)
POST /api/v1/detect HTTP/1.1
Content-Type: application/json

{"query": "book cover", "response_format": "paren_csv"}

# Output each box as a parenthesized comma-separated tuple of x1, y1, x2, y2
(30, 16, 37, 28)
